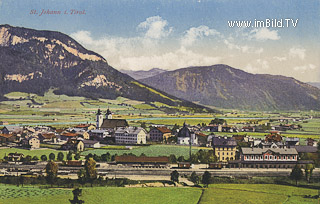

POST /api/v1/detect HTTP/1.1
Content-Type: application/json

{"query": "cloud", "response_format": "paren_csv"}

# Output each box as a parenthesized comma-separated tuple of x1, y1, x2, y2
(244, 59, 269, 73)
(223, 39, 263, 54)
(181, 26, 220, 47)
(137, 16, 172, 39)
(289, 47, 306, 60)
(273, 56, 287, 62)
(293, 64, 316, 73)
(249, 28, 280, 41)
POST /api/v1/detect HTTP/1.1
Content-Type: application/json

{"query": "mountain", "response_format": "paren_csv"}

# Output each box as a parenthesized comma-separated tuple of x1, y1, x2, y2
(308, 82, 320, 89)
(0, 24, 214, 113)
(140, 64, 320, 111)
(120, 68, 167, 80)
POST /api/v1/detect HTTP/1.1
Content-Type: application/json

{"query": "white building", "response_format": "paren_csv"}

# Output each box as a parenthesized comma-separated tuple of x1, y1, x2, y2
(177, 123, 198, 145)
(115, 127, 147, 144)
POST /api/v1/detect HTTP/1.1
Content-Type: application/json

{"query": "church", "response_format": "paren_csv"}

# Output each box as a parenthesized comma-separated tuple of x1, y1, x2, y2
(96, 108, 128, 130)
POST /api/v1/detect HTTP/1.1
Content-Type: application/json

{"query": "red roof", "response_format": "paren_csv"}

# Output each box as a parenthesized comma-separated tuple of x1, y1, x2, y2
(196, 132, 207, 137)
(61, 132, 78, 137)
(155, 127, 171, 134)
(0, 134, 15, 138)
(75, 124, 94, 128)
(115, 156, 169, 163)
(41, 133, 56, 139)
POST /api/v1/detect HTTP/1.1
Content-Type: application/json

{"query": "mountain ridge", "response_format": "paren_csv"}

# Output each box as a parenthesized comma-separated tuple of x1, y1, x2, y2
(140, 64, 320, 111)
(0, 24, 213, 113)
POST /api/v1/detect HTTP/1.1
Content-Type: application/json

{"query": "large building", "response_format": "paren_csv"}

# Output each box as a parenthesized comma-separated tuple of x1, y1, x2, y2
(177, 123, 198, 145)
(96, 109, 128, 130)
(212, 136, 237, 162)
(115, 127, 147, 144)
(149, 127, 172, 142)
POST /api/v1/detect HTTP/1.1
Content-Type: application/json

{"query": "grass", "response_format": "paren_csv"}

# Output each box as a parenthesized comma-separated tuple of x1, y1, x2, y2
(1, 186, 202, 204)
(0, 148, 68, 159)
(200, 184, 319, 204)
(82, 145, 211, 157)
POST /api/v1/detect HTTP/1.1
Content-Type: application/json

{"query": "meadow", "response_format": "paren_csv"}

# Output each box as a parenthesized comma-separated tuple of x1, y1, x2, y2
(200, 184, 319, 204)
(0, 185, 202, 204)
(82, 144, 211, 158)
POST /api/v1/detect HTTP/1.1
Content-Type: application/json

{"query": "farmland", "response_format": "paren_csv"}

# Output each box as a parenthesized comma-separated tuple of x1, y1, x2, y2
(201, 184, 319, 204)
(82, 145, 211, 158)
(0, 185, 202, 204)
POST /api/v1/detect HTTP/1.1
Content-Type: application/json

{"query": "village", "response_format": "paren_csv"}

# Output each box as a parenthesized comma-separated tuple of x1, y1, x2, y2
(0, 108, 318, 179)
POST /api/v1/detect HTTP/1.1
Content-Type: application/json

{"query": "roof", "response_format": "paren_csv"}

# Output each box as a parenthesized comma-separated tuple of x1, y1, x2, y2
(40, 133, 56, 139)
(0, 134, 15, 138)
(75, 124, 94, 128)
(115, 127, 146, 135)
(155, 127, 171, 134)
(286, 137, 299, 142)
(115, 156, 169, 163)
(212, 136, 237, 147)
(89, 129, 107, 134)
(83, 140, 100, 145)
(61, 132, 78, 137)
(196, 132, 207, 137)
(294, 146, 318, 153)
(101, 119, 128, 129)
(177, 123, 191, 138)
(241, 147, 298, 155)
(3, 126, 22, 132)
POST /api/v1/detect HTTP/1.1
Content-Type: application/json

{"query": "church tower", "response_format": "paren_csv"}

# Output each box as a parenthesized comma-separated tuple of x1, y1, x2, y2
(96, 109, 103, 129)
(106, 108, 112, 119)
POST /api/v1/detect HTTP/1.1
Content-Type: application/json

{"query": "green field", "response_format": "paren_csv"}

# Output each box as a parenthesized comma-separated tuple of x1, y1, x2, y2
(82, 145, 211, 158)
(201, 184, 319, 204)
(0, 186, 202, 204)
(0, 148, 68, 159)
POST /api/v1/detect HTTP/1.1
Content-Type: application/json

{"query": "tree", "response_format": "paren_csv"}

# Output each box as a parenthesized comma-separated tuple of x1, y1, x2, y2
(304, 164, 314, 183)
(140, 122, 147, 129)
(77, 169, 86, 187)
(170, 170, 179, 185)
(190, 172, 200, 185)
(101, 153, 110, 162)
(49, 153, 55, 161)
(290, 165, 303, 186)
(74, 153, 81, 160)
(24, 155, 32, 164)
(202, 171, 211, 188)
(32, 156, 39, 161)
(69, 188, 84, 204)
(57, 152, 64, 161)
(84, 158, 97, 187)
(41, 155, 47, 161)
(169, 154, 177, 163)
(177, 156, 185, 162)
(45, 160, 58, 187)
(67, 152, 73, 161)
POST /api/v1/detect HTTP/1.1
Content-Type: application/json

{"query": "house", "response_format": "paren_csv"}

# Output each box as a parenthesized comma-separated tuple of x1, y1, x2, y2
(96, 108, 128, 130)
(59, 132, 79, 141)
(265, 132, 282, 143)
(115, 155, 169, 168)
(61, 138, 84, 152)
(212, 136, 237, 162)
(7, 152, 24, 162)
(306, 138, 318, 147)
(285, 137, 299, 147)
(89, 129, 111, 141)
(83, 140, 101, 148)
(74, 124, 96, 131)
(149, 127, 172, 142)
(236, 147, 299, 168)
(22, 136, 40, 149)
(0, 121, 9, 125)
(1, 126, 22, 134)
(177, 123, 198, 145)
(294, 146, 318, 154)
(0, 134, 17, 143)
(38, 133, 56, 143)
(114, 127, 147, 144)
(196, 132, 208, 146)
(241, 126, 255, 132)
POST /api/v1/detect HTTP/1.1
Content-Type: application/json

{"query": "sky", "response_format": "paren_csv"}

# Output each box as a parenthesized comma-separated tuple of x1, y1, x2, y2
(0, 0, 319, 82)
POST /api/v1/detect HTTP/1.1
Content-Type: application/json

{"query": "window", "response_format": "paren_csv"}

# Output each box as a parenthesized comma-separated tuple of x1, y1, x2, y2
(260, 156, 263, 160)
(222, 157, 224, 160)
(251, 156, 254, 160)
(265, 155, 268, 159)
(246, 156, 249, 160)
(255, 156, 259, 160)
(269, 156, 272, 160)
(222, 152, 224, 155)
(283, 156, 286, 160)
(227, 152, 229, 155)
(292, 156, 295, 160)
(231, 152, 233, 155)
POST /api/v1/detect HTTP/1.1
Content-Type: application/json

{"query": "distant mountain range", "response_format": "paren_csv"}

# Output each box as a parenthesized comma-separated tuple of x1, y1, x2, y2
(0, 24, 213, 113)
(120, 68, 167, 80)
(140, 64, 320, 111)
(308, 82, 320, 89)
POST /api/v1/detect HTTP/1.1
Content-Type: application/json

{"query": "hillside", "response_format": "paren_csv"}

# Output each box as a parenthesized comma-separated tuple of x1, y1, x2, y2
(0, 24, 213, 113)
(140, 64, 320, 111)
(308, 82, 320, 89)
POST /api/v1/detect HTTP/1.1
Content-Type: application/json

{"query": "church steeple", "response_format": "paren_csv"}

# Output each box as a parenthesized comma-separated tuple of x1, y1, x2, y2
(96, 108, 103, 129)
(106, 108, 112, 119)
